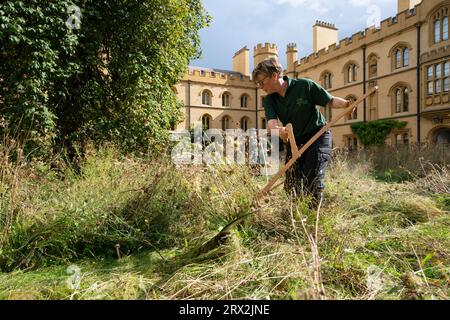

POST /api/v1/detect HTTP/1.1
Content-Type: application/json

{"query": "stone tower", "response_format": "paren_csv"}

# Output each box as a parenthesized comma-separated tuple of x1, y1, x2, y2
(253, 43, 278, 72)
(286, 43, 298, 78)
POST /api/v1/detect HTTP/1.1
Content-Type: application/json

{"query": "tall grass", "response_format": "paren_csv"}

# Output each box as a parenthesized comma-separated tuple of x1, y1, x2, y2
(0, 140, 448, 300)
(350, 144, 450, 183)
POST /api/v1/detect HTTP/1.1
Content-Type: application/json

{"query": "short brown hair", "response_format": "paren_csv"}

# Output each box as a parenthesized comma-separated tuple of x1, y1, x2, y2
(252, 57, 283, 82)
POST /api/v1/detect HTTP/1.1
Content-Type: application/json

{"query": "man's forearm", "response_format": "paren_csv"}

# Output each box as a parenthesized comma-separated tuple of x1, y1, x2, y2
(328, 97, 350, 109)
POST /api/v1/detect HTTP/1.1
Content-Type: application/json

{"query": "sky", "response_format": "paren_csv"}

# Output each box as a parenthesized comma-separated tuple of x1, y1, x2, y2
(190, 0, 399, 72)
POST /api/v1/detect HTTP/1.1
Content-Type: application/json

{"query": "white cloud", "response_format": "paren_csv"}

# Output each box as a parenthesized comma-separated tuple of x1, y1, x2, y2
(311, 2, 328, 14)
(273, 0, 307, 6)
(349, 0, 373, 7)
(192, 0, 398, 69)
(273, 0, 328, 14)
(348, 0, 394, 8)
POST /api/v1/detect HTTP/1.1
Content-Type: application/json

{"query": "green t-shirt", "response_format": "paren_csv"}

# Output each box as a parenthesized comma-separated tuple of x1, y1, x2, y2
(263, 76, 333, 138)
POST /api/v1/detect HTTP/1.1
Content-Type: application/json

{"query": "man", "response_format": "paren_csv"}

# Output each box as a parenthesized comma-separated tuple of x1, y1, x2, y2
(253, 58, 350, 207)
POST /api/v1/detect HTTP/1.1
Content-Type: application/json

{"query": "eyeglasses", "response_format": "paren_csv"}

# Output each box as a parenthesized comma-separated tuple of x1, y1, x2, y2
(256, 76, 269, 88)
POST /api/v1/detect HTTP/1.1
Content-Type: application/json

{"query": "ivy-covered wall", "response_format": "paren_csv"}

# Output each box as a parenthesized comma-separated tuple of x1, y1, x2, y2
(351, 120, 407, 146)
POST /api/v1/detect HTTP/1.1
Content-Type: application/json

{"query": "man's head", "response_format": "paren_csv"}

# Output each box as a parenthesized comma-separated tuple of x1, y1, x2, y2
(252, 58, 283, 93)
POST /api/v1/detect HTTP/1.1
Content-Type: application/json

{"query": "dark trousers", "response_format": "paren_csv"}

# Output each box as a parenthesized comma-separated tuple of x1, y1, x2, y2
(284, 129, 332, 203)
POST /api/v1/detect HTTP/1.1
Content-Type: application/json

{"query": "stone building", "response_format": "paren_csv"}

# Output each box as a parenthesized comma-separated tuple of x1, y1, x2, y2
(175, 0, 450, 148)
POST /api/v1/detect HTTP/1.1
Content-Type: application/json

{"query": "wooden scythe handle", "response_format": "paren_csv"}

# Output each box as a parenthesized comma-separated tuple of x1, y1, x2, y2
(285, 123, 298, 154)
(205, 87, 378, 243)
(256, 86, 378, 200)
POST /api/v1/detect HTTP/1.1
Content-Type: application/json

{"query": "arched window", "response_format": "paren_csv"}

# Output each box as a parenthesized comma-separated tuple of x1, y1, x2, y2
(262, 118, 267, 129)
(240, 117, 249, 131)
(222, 116, 231, 130)
(347, 65, 357, 83)
(202, 90, 212, 106)
(326, 73, 332, 89)
(201, 114, 212, 130)
(321, 71, 332, 89)
(222, 92, 231, 107)
(431, 6, 450, 44)
(344, 62, 358, 84)
(368, 54, 378, 78)
(392, 86, 409, 113)
(240, 95, 248, 108)
(391, 44, 410, 70)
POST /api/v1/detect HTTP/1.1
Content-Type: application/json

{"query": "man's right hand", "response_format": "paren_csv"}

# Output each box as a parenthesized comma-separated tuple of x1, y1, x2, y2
(280, 127, 288, 142)
(268, 119, 288, 142)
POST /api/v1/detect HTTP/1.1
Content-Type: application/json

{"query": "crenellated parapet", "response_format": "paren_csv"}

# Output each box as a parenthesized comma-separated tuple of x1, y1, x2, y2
(254, 42, 278, 53)
(296, 3, 422, 70)
(287, 43, 298, 51)
(182, 67, 254, 86)
(253, 42, 279, 69)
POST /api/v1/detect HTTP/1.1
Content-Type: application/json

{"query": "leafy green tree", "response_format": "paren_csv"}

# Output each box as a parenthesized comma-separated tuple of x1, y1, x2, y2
(0, 1, 80, 154)
(0, 0, 210, 157)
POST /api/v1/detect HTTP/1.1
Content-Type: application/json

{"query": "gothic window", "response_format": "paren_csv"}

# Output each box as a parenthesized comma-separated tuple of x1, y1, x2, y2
(202, 90, 212, 106)
(222, 116, 231, 130)
(222, 92, 231, 107)
(431, 6, 450, 44)
(391, 44, 410, 70)
(202, 114, 212, 130)
(368, 54, 378, 78)
(392, 86, 409, 113)
(321, 71, 332, 89)
(240, 94, 249, 108)
(240, 117, 249, 131)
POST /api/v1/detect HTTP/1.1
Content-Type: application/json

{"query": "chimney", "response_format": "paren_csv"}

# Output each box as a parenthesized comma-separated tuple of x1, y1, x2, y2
(398, 0, 422, 13)
(313, 21, 338, 53)
(232, 46, 250, 77)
